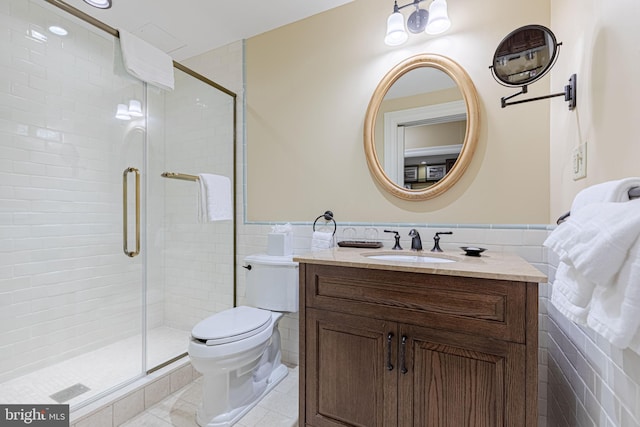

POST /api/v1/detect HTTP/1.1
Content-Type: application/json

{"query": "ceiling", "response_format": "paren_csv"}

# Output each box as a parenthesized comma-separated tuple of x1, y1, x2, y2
(61, 0, 354, 61)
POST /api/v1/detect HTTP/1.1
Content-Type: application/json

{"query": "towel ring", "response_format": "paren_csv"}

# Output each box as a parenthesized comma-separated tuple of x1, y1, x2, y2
(313, 210, 336, 235)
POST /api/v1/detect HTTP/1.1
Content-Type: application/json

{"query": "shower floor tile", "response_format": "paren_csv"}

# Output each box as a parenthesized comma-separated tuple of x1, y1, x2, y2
(120, 366, 299, 427)
(0, 326, 189, 407)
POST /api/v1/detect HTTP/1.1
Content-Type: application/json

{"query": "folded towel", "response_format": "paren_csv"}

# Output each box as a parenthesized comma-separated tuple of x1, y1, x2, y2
(197, 174, 233, 222)
(119, 29, 175, 91)
(571, 177, 640, 213)
(545, 194, 640, 351)
(587, 238, 640, 348)
(549, 262, 594, 325)
(311, 231, 334, 251)
(545, 200, 640, 287)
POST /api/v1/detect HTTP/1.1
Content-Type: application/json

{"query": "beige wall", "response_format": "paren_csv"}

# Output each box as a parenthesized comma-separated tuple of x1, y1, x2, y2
(246, 0, 552, 224)
(549, 0, 640, 217)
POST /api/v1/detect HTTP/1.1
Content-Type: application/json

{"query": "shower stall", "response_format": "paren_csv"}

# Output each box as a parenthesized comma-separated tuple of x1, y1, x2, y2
(0, 0, 236, 409)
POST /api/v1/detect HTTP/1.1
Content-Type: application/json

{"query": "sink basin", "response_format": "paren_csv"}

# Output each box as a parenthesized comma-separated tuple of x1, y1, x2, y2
(366, 254, 456, 264)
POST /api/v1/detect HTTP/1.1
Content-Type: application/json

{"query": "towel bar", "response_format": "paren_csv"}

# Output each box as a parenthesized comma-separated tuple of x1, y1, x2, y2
(161, 172, 199, 182)
(556, 186, 640, 224)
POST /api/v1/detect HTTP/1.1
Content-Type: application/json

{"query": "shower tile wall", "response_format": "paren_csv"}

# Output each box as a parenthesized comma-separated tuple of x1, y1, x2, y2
(0, 0, 145, 383)
(0, 0, 236, 393)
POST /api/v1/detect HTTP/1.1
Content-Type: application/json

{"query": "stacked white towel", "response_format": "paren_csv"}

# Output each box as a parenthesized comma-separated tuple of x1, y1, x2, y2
(544, 177, 640, 351)
(197, 174, 233, 223)
(119, 29, 175, 91)
(311, 231, 334, 251)
(570, 177, 640, 211)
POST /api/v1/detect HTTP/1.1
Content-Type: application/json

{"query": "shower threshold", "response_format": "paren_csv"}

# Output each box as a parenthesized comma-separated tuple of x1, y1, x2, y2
(0, 326, 189, 407)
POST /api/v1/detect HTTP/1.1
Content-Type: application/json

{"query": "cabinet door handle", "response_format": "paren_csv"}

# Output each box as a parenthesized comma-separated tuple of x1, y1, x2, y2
(386, 332, 394, 371)
(400, 335, 408, 374)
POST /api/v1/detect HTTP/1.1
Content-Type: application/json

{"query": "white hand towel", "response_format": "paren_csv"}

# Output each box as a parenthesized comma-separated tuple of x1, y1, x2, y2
(545, 199, 640, 287)
(587, 240, 640, 348)
(545, 197, 640, 351)
(197, 174, 233, 223)
(549, 262, 595, 325)
(119, 29, 175, 91)
(311, 231, 334, 251)
(570, 177, 640, 213)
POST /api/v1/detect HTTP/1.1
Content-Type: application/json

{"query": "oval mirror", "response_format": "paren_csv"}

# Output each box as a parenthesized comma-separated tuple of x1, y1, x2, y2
(364, 54, 480, 201)
(491, 24, 558, 87)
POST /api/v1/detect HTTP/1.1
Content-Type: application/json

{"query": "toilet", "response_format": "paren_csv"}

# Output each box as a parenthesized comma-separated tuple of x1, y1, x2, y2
(188, 254, 299, 427)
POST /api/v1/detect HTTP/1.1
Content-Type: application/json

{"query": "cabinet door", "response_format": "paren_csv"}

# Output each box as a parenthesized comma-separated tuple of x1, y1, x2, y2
(398, 324, 526, 427)
(305, 308, 397, 427)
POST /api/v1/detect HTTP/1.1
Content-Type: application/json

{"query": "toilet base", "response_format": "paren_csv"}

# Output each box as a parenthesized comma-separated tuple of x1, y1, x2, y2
(196, 363, 289, 427)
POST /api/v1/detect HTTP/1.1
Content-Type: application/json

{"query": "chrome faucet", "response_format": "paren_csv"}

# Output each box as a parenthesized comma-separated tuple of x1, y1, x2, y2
(408, 229, 422, 251)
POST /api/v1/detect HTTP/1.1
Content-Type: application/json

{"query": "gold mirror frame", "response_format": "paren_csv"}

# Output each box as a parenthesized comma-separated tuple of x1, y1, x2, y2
(364, 54, 480, 201)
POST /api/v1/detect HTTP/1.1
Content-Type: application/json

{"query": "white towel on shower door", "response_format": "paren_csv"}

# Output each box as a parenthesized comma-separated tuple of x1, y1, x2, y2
(119, 29, 175, 91)
(197, 174, 233, 222)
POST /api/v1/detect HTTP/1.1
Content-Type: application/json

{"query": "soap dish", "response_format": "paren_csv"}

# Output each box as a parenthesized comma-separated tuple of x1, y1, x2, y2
(338, 241, 383, 248)
(460, 246, 486, 257)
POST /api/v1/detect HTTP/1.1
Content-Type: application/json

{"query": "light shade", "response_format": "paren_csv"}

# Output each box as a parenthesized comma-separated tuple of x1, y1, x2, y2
(425, 0, 451, 35)
(384, 12, 408, 46)
(83, 0, 112, 9)
(115, 104, 131, 120)
(128, 99, 143, 117)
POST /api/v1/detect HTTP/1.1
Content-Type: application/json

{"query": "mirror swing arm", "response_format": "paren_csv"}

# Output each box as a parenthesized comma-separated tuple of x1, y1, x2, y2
(497, 73, 577, 110)
(490, 24, 577, 110)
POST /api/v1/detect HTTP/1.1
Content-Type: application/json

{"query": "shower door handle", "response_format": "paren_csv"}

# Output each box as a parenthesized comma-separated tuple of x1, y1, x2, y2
(123, 167, 140, 257)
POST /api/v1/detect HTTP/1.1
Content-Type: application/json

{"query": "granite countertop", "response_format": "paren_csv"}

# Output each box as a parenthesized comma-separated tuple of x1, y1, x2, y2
(294, 247, 547, 283)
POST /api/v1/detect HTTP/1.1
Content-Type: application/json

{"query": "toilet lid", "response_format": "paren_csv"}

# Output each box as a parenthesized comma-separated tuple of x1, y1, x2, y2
(191, 306, 272, 345)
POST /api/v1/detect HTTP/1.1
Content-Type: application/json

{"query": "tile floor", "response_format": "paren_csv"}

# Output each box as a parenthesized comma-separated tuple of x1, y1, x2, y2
(120, 366, 299, 427)
(0, 327, 189, 406)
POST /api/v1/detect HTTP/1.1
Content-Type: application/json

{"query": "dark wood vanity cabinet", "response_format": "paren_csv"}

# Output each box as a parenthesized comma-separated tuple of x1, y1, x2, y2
(299, 263, 539, 427)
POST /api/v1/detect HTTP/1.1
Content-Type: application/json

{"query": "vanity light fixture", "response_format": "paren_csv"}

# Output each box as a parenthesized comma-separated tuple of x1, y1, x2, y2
(384, 0, 451, 46)
(83, 0, 112, 9)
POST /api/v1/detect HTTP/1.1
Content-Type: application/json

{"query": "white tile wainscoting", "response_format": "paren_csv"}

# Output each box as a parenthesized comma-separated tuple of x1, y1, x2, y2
(544, 253, 640, 427)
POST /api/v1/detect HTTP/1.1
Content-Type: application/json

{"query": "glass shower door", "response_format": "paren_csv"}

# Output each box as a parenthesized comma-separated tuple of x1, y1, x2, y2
(145, 67, 236, 370)
(0, 0, 146, 408)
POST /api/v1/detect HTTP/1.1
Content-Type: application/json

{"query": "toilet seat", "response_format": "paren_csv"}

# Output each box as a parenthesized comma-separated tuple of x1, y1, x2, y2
(191, 306, 273, 346)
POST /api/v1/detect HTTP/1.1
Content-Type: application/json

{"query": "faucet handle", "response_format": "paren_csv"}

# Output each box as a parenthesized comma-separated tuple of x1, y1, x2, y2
(431, 231, 453, 252)
(384, 230, 402, 250)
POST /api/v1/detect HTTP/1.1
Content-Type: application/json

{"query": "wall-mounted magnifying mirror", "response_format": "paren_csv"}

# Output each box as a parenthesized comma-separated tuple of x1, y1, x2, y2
(489, 25, 577, 109)
(364, 54, 480, 201)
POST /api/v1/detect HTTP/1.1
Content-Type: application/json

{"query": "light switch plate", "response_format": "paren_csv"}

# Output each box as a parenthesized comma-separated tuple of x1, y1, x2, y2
(572, 143, 587, 180)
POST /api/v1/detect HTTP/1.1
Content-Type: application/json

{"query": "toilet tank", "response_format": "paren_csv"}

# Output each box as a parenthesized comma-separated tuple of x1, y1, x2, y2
(244, 254, 299, 312)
